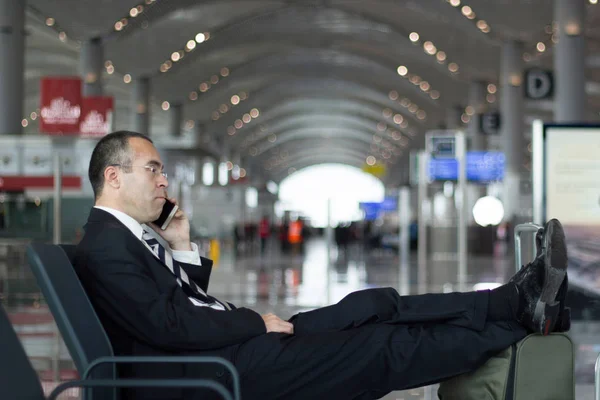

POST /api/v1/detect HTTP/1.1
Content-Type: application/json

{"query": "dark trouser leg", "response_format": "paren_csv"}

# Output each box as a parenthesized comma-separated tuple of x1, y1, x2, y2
(290, 287, 490, 335)
(236, 320, 527, 400)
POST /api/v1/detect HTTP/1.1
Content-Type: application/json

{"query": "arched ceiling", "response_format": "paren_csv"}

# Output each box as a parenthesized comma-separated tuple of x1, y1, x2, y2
(20, 0, 600, 185)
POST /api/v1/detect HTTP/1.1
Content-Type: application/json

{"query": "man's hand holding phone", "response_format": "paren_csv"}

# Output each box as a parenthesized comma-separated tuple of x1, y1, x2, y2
(149, 197, 192, 251)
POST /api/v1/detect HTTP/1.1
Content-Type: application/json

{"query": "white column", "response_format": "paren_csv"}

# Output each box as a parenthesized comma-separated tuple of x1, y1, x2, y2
(80, 37, 104, 96)
(0, 0, 25, 135)
(500, 40, 525, 221)
(554, 0, 586, 122)
(132, 77, 150, 134)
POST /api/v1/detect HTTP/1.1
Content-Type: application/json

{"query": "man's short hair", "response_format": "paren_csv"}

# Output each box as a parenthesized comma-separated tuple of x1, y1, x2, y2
(88, 131, 153, 199)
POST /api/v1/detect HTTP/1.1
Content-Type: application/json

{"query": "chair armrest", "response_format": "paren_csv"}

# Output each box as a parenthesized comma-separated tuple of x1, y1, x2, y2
(48, 378, 232, 400)
(83, 355, 240, 400)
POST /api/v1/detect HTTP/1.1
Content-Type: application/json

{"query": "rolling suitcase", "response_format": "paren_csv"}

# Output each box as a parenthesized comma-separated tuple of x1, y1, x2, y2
(437, 223, 575, 400)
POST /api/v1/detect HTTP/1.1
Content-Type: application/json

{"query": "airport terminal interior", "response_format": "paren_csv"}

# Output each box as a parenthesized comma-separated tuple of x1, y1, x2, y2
(3, 0, 600, 399)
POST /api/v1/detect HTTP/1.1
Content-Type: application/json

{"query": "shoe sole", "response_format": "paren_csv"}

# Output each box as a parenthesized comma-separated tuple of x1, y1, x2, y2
(534, 219, 568, 335)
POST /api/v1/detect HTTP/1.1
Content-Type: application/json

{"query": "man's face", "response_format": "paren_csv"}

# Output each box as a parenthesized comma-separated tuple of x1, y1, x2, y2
(118, 137, 169, 223)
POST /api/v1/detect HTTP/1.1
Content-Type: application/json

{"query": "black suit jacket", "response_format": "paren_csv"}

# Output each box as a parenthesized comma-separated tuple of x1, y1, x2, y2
(74, 208, 266, 399)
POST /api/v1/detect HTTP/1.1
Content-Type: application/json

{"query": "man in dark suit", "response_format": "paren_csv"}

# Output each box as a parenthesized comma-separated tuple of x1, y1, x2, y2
(74, 131, 570, 400)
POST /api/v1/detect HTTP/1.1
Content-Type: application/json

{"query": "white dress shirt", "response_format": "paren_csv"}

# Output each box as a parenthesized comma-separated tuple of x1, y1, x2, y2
(94, 206, 201, 265)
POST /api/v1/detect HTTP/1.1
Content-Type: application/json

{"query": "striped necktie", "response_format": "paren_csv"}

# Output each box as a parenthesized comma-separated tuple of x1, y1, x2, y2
(142, 230, 230, 310)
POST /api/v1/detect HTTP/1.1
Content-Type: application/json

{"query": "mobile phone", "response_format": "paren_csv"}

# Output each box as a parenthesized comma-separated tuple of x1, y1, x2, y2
(153, 200, 178, 230)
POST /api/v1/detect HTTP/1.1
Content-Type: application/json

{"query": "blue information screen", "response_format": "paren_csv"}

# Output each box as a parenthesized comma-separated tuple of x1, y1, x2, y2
(428, 151, 505, 182)
(359, 197, 398, 220)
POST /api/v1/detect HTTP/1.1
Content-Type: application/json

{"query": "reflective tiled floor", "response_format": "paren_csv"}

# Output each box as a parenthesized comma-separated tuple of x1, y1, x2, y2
(2, 237, 599, 399)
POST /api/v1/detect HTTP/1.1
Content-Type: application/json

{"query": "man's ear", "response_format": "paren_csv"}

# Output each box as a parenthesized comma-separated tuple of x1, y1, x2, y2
(104, 166, 121, 189)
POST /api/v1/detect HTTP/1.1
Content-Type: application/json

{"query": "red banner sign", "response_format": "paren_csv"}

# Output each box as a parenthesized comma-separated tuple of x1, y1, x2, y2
(80, 97, 114, 137)
(0, 176, 82, 191)
(40, 77, 82, 134)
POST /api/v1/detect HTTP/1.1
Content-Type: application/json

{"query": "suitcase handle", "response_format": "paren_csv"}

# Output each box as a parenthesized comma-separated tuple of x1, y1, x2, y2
(514, 223, 542, 273)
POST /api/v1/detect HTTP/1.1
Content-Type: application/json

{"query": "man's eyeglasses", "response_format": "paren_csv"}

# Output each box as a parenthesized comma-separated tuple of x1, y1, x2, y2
(110, 164, 168, 179)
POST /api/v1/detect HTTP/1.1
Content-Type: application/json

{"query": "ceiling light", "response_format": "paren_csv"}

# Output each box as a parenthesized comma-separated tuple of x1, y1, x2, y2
(227, 126, 236, 136)
(21, 119, 28, 127)
(430, 90, 440, 99)
(564, 22, 581, 35)
(242, 114, 252, 124)
(448, 63, 459, 73)
(449, 0, 460, 6)
(199, 82, 209, 92)
(397, 66, 408, 76)
(250, 108, 260, 118)
(231, 95, 240, 105)
(536, 42, 546, 52)
(487, 83, 497, 94)
(436, 51, 447, 62)
(106, 65, 115, 74)
(465, 106, 474, 116)
(393, 114, 403, 124)
(30, 112, 37, 120)
(409, 32, 420, 42)
(486, 94, 496, 103)
(123, 74, 132, 83)
(186, 40, 196, 51)
(171, 52, 180, 62)
(210, 75, 219, 84)
(46, 18, 55, 26)
(590, 0, 598, 4)
(58, 32, 67, 42)
(114, 21, 124, 31)
(195, 33, 206, 43)
(476, 20, 487, 30)
(220, 67, 230, 77)
(423, 41, 437, 55)
(211, 112, 220, 121)
(420, 81, 430, 91)
(467, 12, 476, 20)
(130, 7, 139, 17)
(366, 156, 376, 166)
(161, 101, 170, 111)
(383, 108, 392, 118)
(376, 122, 386, 131)
(235, 119, 243, 129)
(189, 92, 198, 101)
(461, 6, 472, 16)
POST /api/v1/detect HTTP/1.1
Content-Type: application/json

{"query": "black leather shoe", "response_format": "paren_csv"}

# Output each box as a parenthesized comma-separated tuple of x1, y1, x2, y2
(515, 219, 568, 335)
(553, 275, 571, 332)
(509, 227, 544, 284)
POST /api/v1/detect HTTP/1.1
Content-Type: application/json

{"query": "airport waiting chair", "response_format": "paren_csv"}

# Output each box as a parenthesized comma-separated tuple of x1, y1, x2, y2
(0, 303, 234, 400)
(25, 243, 240, 400)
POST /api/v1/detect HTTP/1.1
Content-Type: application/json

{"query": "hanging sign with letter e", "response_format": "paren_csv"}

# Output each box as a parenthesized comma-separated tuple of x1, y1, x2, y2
(80, 96, 114, 137)
(39, 77, 82, 134)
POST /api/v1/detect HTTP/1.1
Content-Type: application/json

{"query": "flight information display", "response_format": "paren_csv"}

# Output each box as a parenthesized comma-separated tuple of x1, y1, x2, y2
(427, 151, 505, 182)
